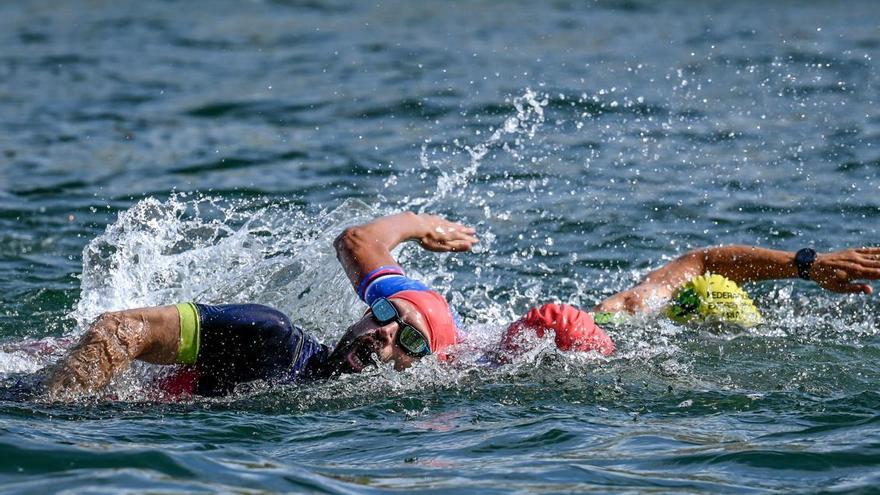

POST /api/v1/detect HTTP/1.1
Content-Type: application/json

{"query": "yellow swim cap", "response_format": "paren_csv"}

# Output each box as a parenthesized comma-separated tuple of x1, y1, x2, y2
(666, 273, 763, 328)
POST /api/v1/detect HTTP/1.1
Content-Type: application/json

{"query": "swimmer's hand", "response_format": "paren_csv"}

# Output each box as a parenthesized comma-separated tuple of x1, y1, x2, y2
(811, 247, 880, 294)
(414, 214, 479, 252)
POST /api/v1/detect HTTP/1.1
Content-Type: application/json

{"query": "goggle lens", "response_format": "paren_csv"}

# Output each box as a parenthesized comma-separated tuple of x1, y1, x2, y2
(371, 298, 398, 323)
(398, 325, 430, 357)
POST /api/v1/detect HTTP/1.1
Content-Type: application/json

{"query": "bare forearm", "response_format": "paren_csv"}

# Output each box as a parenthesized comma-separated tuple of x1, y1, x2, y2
(43, 306, 180, 398)
(350, 212, 426, 249)
(695, 245, 798, 284)
(334, 211, 477, 289)
(43, 313, 146, 397)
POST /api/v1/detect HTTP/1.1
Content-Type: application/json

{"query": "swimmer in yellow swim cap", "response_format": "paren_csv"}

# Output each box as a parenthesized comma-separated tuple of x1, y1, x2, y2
(594, 245, 880, 323)
(665, 273, 763, 327)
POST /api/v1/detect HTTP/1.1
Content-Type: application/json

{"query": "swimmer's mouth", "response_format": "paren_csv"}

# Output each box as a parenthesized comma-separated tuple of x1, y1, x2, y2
(344, 341, 377, 374)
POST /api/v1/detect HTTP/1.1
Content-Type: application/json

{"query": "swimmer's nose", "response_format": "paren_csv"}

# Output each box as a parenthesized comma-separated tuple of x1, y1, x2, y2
(374, 324, 395, 347)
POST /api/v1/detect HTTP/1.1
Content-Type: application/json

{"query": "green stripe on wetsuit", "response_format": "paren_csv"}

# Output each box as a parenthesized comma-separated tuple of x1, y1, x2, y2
(176, 302, 200, 364)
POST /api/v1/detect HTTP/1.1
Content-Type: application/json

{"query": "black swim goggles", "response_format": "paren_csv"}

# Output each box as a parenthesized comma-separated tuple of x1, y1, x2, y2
(369, 298, 431, 358)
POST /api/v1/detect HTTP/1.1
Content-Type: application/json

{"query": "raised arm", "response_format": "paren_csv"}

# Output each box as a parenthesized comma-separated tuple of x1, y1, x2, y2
(595, 245, 880, 313)
(333, 211, 478, 291)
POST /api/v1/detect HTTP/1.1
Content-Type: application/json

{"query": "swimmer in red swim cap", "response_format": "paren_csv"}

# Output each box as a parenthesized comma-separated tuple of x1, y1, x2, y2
(42, 211, 476, 398)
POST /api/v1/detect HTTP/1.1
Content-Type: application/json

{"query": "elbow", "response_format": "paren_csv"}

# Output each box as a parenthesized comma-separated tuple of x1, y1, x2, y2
(681, 249, 704, 265)
(334, 226, 367, 260)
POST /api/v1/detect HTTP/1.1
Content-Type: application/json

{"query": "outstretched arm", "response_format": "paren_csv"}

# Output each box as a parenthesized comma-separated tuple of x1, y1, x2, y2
(594, 245, 880, 313)
(334, 211, 478, 291)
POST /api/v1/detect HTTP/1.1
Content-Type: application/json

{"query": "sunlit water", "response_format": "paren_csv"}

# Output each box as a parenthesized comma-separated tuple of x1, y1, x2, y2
(1, 1, 879, 493)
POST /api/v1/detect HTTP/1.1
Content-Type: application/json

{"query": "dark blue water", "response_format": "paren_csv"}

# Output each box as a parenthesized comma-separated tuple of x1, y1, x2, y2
(2, 1, 879, 492)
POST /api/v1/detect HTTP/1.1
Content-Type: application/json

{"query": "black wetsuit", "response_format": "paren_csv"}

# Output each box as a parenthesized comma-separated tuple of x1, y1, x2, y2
(186, 304, 330, 396)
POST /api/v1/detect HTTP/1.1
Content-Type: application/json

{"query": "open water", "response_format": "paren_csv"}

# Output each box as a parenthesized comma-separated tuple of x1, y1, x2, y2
(1, 0, 879, 493)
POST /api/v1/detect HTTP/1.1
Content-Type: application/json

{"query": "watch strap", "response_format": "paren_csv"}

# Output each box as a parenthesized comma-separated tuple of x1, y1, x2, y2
(794, 248, 817, 280)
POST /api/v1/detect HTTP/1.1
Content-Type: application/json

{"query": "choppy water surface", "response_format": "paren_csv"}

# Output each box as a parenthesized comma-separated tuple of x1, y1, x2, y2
(2, 0, 880, 492)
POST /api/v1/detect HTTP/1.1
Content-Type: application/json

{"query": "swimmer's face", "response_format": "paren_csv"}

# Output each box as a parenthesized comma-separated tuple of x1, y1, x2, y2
(325, 298, 431, 375)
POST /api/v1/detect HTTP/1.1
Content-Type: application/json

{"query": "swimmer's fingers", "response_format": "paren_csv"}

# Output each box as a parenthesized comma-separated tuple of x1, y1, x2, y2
(853, 249, 880, 269)
(839, 259, 880, 277)
(819, 279, 873, 295)
(416, 214, 478, 252)
(817, 250, 880, 273)
(812, 254, 878, 294)
(419, 233, 479, 252)
(812, 268, 859, 293)
(851, 262, 880, 278)
(829, 249, 880, 269)
(444, 238, 479, 252)
(827, 283, 873, 295)
(855, 259, 880, 270)
(854, 247, 880, 257)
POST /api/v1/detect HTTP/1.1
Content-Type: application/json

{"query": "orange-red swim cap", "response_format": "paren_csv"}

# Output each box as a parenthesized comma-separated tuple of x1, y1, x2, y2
(501, 302, 615, 356)
(390, 290, 459, 357)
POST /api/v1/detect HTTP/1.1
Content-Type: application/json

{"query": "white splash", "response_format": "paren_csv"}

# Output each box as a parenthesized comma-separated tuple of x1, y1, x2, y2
(72, 195, 377, 340)
(413, 89, 549, 213)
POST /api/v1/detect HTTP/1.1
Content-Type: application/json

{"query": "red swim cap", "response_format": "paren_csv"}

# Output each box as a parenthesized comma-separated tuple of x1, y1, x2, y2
(501, 302, 615, 356)
(390, 290, 459, 357)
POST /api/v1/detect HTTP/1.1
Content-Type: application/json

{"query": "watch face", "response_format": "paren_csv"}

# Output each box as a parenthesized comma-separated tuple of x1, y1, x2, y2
(371, 298, 397, 323)
(795, 248, 817, 279)
(796, 248, 816, 265)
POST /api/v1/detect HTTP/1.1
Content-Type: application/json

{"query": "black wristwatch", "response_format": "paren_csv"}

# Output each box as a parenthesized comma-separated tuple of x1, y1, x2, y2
(794, 247, 817, 280)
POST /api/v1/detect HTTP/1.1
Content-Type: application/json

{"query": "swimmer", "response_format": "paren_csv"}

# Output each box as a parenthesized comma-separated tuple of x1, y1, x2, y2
(39, 211, 478, 398)
(501, 245, 880, 358)
(595, 245, 880, 312)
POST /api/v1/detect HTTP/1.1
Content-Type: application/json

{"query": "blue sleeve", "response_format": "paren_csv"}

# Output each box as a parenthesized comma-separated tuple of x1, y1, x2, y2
(363, 274, 432, 305)
(357, 264, 434, 305)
